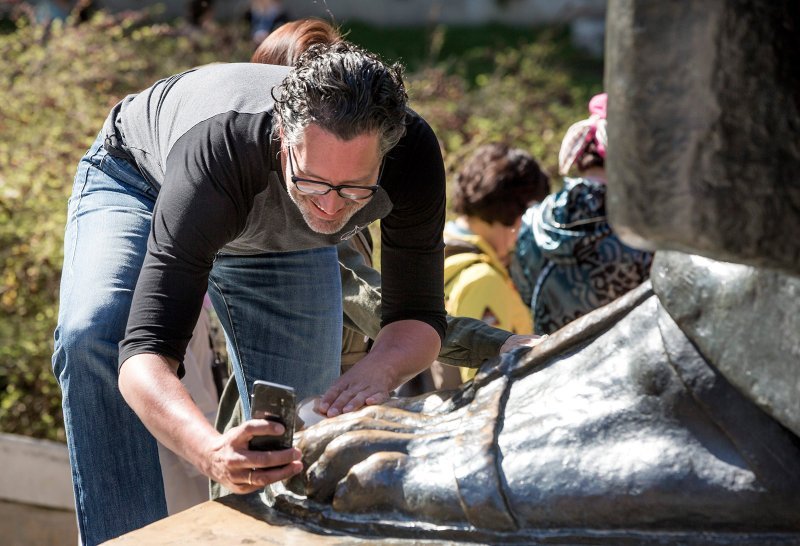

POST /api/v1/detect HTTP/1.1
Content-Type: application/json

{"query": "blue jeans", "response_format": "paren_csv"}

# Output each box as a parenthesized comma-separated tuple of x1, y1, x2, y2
(52, 133, 342, 545)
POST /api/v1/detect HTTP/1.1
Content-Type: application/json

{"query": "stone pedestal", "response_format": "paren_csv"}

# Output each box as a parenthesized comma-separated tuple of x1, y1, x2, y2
(605, 0, 800, 275)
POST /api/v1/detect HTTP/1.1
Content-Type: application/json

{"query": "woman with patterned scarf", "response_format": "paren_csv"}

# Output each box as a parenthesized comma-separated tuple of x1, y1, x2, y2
(510, 93, 654, 335)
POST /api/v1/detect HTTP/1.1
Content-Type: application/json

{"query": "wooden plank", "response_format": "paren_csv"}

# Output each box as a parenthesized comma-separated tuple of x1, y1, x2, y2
(106, 497, 400, 545)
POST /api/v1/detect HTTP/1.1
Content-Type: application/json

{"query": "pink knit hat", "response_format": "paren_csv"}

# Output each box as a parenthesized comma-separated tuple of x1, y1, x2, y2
(558, 92, 608, 175)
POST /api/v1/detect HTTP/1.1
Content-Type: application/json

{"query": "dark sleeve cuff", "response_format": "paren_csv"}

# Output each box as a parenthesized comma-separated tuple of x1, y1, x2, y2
(118, 344, 186, 379)
(437, 316, 512, 368)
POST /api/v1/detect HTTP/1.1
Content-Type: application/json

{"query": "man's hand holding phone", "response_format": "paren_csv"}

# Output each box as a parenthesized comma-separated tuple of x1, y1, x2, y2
(203, 419, 302, 494)
(249, 380, 296, 451)
(246, 380, 300, 491)
(203, 380, 302, 494)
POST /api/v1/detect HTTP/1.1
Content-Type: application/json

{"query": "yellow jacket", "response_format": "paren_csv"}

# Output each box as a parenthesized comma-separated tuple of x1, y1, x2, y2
(443, 231, 532, 381)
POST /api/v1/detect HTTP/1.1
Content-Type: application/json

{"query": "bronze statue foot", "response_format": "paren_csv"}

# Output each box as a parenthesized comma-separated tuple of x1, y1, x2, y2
(269, 281, 800, 542)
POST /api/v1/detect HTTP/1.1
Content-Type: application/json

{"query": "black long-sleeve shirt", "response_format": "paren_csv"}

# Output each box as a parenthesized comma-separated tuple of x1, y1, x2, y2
(103, 63, 446, 370)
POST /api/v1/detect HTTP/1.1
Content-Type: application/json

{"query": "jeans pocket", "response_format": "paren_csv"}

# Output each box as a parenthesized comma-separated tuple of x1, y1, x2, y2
(99, 152, 157, 200)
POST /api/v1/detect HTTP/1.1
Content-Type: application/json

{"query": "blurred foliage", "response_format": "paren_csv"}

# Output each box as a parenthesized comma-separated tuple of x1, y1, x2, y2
(343, 21, 603, 190)
(408, 29, 601, 183)
(343, 22, 542, 78)
(0, 8, 601, 441)
(0, 9, 252, 441)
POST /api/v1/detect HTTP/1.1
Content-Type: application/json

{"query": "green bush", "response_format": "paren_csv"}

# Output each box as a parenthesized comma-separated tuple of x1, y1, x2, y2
(0, 11, 252, 441)
(406, 27, 602, 181)
(0, 11, 600, 441)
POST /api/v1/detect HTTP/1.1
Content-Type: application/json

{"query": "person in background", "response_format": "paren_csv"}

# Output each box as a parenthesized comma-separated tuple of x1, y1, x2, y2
(186, 0, 215, 28)
(510, 93, 653, 335)
(251, 14, 339, 65)
(249, 0, 289, 45)
(32, 0, 94, 24)
(34, 0, 70, 23)
(431, 143, 550, 388)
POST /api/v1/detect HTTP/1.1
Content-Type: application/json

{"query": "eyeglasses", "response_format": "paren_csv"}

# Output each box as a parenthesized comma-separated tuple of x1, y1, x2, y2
(287, 146, 381, 201)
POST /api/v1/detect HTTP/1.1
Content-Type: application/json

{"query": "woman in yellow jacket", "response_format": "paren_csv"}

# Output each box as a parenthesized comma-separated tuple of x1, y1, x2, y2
(437, 143, 550, 385)
(444, 235, 532, 334)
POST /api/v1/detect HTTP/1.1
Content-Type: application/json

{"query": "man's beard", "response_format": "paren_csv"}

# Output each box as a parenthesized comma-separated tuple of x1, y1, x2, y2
(287, 185, 367, 235)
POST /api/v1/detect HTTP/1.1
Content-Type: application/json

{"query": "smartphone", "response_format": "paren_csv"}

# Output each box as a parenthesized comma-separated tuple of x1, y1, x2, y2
(248, 380, 296, 451)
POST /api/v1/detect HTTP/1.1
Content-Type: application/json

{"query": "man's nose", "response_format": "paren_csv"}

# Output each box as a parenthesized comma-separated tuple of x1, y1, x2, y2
(318, 190, 345, 213)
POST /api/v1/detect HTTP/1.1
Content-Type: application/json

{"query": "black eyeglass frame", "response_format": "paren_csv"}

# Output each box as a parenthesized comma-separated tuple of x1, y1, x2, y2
(286, 145, 382, 201)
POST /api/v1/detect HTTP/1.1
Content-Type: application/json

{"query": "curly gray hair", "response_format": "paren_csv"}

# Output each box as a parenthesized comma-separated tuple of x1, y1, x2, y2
(273, 41, 408, 156)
